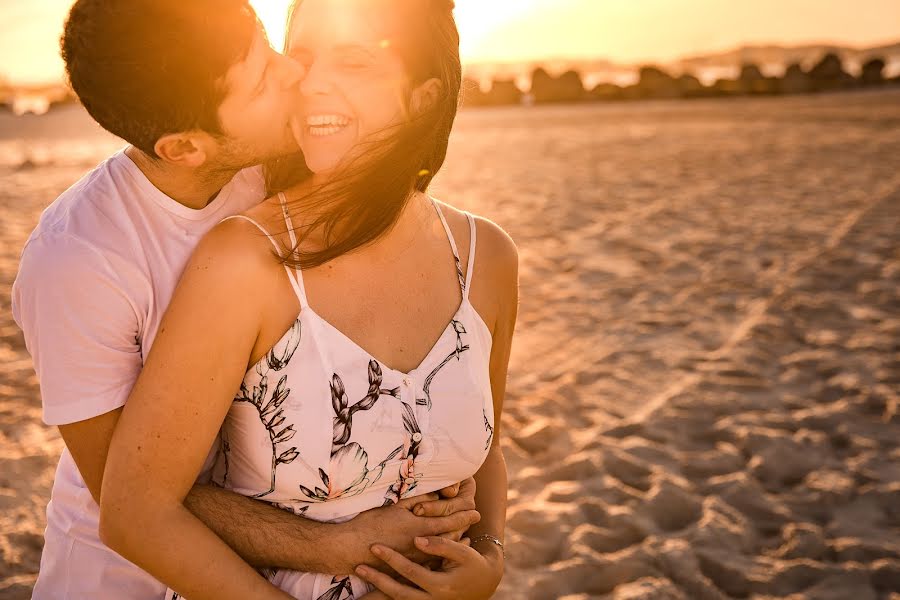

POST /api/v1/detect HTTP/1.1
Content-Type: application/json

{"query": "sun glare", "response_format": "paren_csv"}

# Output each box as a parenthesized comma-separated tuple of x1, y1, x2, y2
(249, 0, 542, 60)
(250, 0, 293, 51)
(454, 0, 543, 61)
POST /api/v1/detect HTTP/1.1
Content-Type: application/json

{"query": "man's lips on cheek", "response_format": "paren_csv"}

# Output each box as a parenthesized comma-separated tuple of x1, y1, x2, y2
(289, 115, 306, 148)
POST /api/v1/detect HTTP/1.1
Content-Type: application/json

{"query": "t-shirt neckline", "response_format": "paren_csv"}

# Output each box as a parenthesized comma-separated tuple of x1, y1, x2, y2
(114, 146, 239, 222)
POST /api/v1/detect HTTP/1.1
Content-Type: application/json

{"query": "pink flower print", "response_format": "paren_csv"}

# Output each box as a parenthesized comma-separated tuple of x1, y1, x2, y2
(299, 442, 402, 502)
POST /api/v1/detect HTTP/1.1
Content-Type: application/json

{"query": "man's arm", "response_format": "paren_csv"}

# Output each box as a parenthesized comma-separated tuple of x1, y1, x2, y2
(60, 407, 330, 573)
(63, 405, 481, 575)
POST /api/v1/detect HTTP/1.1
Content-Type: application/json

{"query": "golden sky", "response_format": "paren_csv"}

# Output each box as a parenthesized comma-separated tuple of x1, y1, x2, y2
(1, 0, 899, 84)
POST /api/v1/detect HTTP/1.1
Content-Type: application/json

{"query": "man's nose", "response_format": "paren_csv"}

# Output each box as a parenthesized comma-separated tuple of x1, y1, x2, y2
(279, 54, 307, 89)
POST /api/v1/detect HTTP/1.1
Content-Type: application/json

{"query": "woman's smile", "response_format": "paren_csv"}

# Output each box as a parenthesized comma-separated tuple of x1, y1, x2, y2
(306, 113, 352, 137)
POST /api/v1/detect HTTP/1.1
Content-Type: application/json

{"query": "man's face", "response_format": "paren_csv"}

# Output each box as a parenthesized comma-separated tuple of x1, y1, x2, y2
(212, 24, 306, 170)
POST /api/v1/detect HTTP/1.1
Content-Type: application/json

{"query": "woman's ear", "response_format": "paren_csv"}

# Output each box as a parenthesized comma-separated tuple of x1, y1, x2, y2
(153, 132, 210, 168)
(409, 78, 443, 117)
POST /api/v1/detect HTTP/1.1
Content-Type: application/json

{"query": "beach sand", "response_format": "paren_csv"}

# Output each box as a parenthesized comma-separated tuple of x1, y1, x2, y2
(1, 90, 899, 599)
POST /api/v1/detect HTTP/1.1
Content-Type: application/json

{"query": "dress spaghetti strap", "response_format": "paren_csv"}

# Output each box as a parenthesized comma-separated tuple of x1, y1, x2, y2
(219, 213, 308, 309)
(463, 212, 477, 299)
(219, 215, 282, 255)
(277, 193, 310, 309)
(428, 197, 468, 297)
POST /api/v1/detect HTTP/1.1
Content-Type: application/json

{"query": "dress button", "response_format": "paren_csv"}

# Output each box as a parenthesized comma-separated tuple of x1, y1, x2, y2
(412, 432, 423, 442)
(404, 477, 415, 484)
(403, 377, 413, 386)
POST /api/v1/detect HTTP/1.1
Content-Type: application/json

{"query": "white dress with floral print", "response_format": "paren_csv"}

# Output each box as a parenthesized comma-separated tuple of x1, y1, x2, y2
(166, 194, 494, 600)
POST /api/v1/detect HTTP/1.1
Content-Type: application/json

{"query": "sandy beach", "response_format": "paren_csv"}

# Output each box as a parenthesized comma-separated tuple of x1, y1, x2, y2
(1, 90, 899, 599)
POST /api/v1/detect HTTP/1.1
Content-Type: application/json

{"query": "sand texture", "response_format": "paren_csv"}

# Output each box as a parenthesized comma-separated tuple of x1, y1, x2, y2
(2, 90, 899, 599)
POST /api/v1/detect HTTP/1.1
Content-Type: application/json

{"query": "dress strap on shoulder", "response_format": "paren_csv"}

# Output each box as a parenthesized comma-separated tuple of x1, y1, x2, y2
(219, 215, 282, 255)
(219, 213, 308, 308)
(278, 192, 300, 250)
(277, 192, 310, 309)
(463, 212, 477, 299)
(429, 198, 462, 260)
(428, 197, 467, 296)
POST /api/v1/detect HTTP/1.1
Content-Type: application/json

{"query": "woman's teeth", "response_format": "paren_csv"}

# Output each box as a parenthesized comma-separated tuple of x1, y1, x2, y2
(307, 115, 350, 137)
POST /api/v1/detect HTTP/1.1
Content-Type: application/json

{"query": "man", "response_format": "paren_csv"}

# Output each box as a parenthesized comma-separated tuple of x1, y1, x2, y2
(11, 1, 478, 598)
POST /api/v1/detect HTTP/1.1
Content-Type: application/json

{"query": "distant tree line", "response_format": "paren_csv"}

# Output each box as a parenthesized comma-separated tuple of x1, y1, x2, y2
(462, 53, 898, 107)
(2, 53, 895, 115)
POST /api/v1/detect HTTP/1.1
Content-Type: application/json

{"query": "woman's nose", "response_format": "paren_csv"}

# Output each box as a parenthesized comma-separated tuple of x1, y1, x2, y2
(298, 59, 332, 97)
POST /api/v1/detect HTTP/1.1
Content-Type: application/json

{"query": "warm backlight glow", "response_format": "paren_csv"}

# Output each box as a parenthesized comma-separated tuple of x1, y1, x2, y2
(249, 0, 542, 58)
(250, 0, 293, 51)
(1, 0, 899, 85)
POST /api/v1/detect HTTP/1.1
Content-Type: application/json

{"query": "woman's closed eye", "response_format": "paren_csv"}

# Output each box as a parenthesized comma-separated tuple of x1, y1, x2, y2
(338, 57, 374, 71)
(340, 59, 371, 70)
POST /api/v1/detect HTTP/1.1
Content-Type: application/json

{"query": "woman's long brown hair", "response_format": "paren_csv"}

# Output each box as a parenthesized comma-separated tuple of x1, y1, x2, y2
(263, 0, 462, 270)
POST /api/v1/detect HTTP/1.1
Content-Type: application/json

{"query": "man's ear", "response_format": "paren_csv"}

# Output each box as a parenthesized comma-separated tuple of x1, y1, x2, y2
(410, 78, 443, 117)
(153, 132, 211, 168)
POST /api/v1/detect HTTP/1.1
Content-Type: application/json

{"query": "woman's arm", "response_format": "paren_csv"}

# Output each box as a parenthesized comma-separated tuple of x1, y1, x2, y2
(465, 219, 517, 568)
(99, 220, 293, 600)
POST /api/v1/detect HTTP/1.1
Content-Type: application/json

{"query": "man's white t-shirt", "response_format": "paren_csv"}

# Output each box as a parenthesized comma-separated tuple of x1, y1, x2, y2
(12, 148, 267, 599)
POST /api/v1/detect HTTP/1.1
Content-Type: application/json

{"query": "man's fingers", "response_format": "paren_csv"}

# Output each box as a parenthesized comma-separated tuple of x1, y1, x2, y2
(424, 509, 480, 535)
(396, 492, 439, 508)
(413, 492, 476, 517)
(414, 536, 479, 563)
(458, 476, 476, 496)
(406, 478, 476, 515)
(437, 481, 461, 498)
(413, 497, 453, 517)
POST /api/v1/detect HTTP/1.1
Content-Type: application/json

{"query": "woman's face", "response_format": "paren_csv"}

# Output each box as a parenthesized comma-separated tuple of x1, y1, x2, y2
(286, 0, 413, 174)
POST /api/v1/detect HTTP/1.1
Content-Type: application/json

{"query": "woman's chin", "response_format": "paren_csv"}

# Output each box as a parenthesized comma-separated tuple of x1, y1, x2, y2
(305, 158, 343, 177)
(303, 149, 343, 177)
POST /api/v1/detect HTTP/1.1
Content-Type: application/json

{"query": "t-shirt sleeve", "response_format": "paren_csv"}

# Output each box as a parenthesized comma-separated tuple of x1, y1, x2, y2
(12, 233, 144, 426)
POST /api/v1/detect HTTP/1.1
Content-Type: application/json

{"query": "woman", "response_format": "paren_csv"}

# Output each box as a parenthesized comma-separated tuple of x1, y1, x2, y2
(100, 0, 517, 598)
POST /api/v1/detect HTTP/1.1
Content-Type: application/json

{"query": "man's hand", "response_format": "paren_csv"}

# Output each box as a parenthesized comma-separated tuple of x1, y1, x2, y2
(334, 479, 480, 576)
(415, 477, 475, 519)
(434, 480, 462, 500)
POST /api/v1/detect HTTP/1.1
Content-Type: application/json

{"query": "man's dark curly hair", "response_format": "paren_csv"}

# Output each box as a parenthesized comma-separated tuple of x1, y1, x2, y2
(61, 0, 258, 157)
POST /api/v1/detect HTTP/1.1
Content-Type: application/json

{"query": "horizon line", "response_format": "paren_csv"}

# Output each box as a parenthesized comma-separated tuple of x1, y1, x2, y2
(4, 35, 899, 89)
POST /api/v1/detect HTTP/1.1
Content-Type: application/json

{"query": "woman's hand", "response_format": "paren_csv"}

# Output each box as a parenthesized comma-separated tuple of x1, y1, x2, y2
(354, 536, 503, 599)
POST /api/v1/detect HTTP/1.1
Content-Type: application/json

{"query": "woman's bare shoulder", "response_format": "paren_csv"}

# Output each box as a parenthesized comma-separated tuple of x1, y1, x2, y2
(187, 196, 288, 290)
(431, 198, 519, 277)
(431, 198, 518, 337)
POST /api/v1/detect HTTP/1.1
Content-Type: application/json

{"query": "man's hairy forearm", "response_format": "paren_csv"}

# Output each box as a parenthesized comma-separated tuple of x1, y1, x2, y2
(184, 484, 340, 573)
